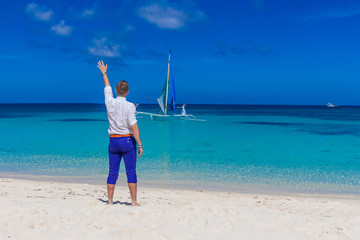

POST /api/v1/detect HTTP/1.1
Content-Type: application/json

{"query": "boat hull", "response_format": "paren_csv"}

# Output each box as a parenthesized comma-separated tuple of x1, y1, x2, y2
(137, 112, 205, 121)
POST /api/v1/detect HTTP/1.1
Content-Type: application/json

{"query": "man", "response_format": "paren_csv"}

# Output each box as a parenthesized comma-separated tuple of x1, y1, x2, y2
(177, 103, 187, 115)
(97, 60, 143, 206)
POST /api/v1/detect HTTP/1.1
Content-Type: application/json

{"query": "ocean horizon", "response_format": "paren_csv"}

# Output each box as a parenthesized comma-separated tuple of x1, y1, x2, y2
(1, 103, 360, 195)
(1, 103, 360, 106)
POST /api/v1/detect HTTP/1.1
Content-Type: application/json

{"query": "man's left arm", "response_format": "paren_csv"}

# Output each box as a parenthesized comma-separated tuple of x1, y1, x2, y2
(128, 105, 143, 157)
(130, 123, 143, 158)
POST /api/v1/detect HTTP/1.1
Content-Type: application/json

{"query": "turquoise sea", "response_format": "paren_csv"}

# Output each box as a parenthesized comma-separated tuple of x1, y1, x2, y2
(0, 104, 359, 194)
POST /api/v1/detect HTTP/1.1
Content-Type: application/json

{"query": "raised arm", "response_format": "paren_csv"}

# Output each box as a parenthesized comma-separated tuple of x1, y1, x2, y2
(97, 60, 110, 87)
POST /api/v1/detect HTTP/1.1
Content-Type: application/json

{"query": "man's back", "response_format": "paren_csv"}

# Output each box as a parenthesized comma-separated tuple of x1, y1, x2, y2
(104, 86, 137, 135)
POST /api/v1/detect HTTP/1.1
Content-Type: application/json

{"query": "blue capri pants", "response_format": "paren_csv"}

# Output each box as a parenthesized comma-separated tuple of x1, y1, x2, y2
(107, 136, 137, 184)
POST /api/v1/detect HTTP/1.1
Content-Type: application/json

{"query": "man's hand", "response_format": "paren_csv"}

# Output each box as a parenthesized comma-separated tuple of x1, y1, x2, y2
(138, 147, 143, 158)
(98, 60, 110, 87)
(97, 60, 108, 74)
(130, 123, 143, 158)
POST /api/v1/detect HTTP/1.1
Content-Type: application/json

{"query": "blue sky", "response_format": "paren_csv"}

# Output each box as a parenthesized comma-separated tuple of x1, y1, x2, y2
(1, 0, 360, 104)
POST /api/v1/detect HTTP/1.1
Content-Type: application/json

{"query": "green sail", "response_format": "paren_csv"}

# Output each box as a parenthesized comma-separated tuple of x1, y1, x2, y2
(157, 78, 167, 114)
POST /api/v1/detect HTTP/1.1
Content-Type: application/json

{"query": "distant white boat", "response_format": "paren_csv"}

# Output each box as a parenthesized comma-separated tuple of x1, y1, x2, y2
(137, 50, 205, 122)
(327, 102, 337, 108)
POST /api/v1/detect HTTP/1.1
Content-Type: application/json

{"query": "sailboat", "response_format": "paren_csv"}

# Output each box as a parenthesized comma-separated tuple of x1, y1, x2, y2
(327, 102, 337, 108)
(137, 50, 204, 121)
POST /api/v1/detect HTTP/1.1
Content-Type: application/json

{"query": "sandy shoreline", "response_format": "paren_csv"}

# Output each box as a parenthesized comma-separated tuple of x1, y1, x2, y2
(1, 171, 359, 196)
(1, 177, 360, 239)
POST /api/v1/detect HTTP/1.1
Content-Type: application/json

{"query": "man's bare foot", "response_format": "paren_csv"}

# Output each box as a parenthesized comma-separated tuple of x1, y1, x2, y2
(131, 202, 140, 206)
(107, 201, 113, 205)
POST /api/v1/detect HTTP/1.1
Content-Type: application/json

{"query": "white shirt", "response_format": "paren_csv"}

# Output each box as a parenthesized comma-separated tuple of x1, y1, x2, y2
(104, 86, 137, 135)
(182, 106, 186, 115)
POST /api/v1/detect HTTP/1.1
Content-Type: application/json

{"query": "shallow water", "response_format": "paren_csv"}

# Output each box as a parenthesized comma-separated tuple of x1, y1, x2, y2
(0, 104, 359, 194)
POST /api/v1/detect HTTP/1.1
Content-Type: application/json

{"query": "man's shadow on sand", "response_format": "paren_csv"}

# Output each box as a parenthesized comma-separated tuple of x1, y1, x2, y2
(97, 198, 132, 206)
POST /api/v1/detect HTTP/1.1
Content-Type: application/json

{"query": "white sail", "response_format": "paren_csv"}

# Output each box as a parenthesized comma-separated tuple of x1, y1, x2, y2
(157, 81, 167, 114)
(157, 50, 171, 115)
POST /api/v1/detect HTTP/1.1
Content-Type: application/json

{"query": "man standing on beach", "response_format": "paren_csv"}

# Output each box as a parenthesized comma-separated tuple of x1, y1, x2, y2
(97, 60, 143, 206)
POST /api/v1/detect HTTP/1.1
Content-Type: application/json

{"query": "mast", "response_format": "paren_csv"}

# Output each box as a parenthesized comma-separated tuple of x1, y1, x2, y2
(164, 49, 171, 115)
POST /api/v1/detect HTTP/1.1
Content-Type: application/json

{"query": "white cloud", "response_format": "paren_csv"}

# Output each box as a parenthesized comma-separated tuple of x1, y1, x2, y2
(51, 20, 73, 36)
(26, 2, 53, 21)
(80, 8, 95, 18)
(88, 38, 123, 58)
(139, 3, 188, 29)
(139, 2, 206, 29)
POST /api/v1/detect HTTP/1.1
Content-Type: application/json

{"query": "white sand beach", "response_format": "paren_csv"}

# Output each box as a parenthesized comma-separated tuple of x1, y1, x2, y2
(1, 177, 360, 240)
